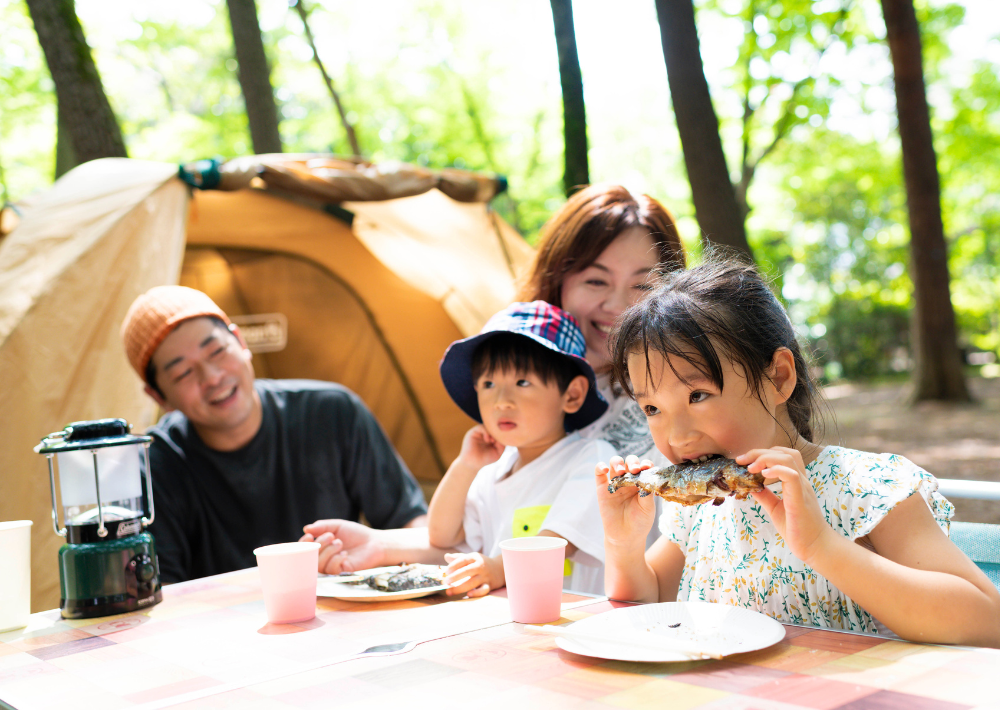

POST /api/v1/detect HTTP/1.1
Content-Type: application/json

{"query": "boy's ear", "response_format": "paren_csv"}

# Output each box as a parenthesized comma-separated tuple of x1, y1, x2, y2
(562, 374, 589, 415)
(768, 348, 797, 404)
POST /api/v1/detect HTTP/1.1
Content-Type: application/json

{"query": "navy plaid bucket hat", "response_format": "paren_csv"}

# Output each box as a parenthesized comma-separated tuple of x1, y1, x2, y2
(439, 301, 608, 431)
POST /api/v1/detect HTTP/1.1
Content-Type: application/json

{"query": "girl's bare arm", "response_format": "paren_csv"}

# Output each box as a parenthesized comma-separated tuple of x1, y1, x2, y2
(605, 535, 685, 604)
(744, 446, 1000, 647)
(597, 456, 686, 603)
(814, 493, 1000, 647)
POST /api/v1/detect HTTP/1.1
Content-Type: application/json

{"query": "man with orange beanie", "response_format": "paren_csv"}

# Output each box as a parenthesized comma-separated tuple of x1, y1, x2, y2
(121, 286, 428, 583)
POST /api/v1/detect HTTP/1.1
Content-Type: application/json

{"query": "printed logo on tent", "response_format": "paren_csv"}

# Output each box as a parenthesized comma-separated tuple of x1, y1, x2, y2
(231, 313, 288, 353)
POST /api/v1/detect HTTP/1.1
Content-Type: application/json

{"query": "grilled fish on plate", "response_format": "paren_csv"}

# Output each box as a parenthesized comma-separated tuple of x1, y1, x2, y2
(337, 564, 446, 592)
(607, 456, 764, 506)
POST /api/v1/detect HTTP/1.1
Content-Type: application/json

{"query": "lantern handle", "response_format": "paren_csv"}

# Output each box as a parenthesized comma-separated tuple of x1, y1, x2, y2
(141, 442, 155, 528)
(91, 451, 108, 538)
(46, 455, 66, 537)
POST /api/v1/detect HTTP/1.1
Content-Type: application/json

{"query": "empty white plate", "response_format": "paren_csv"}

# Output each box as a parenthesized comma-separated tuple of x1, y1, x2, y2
(554, 601, 785, 662)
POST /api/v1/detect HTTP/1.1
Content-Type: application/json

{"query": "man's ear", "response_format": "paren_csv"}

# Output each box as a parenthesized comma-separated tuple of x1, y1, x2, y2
(229, 323, 252, 361)
(562, 374, 589, 415)
(143, 384, 175, 412)
(768, 348, 797, 405)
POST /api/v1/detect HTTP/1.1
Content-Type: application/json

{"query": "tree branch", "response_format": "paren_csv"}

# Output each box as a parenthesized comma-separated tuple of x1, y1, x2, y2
(292, 0, 361, 157)
(738, 3, 852, 215)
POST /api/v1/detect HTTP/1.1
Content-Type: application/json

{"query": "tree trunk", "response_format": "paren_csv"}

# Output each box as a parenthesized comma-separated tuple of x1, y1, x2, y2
(25, 0, 126, 177)
(225, 0, 282, 154)
(654, 0, 753, 260)
(549, 0, 589, 196)
(55, 110, 79, 179)
(292, 0, 361, 157)
(881, 0, 969, 402)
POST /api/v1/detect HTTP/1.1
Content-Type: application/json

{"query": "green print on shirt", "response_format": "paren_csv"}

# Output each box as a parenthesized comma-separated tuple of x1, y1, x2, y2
(511, 505, 572, 577)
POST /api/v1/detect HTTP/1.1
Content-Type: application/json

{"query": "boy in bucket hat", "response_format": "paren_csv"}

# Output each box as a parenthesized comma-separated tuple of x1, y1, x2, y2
(428, 301, 617, 596)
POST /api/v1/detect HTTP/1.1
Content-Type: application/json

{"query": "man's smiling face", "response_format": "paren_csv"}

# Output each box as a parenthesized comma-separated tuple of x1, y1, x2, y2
(147, 317, 261, 450)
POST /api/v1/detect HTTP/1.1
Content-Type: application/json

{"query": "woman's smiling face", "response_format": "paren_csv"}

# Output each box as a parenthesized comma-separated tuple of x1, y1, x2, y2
(559, 227, 659, 372)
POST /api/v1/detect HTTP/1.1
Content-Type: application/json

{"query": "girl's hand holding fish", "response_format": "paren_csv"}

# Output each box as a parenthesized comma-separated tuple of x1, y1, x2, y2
(596, 454, 657, 549)
(738, 446, 829, 565)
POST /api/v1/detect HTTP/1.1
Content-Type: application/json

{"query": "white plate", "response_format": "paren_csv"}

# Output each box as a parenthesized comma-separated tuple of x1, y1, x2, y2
(316, 566, 448, 602)
(554, 601, 785, 662)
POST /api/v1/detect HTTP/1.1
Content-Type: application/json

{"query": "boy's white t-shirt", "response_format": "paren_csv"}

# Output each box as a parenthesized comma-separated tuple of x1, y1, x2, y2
(461, 433, 615, 596)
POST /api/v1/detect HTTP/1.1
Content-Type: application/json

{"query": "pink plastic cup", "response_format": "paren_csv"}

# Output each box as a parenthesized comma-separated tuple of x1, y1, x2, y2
(254, 541, 320, 624)
(500, 536, 568, 624)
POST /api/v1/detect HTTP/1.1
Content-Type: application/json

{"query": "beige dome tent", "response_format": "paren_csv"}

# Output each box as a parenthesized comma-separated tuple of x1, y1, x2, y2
(0, 155, 534, 612)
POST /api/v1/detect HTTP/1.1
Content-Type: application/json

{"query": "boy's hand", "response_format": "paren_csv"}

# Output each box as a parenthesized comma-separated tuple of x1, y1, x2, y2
(442, 552, 504, 598)
(456, 425, 505, 473)
(739, 447, 833, 565)
(595, 455, 657, 550)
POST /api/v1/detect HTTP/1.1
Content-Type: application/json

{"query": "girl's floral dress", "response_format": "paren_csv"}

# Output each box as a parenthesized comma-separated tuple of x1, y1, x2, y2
(658, 446, 954, 633)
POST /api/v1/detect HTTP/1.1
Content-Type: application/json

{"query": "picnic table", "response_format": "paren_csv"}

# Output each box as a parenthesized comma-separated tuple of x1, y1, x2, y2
(1, 568, 996, 709)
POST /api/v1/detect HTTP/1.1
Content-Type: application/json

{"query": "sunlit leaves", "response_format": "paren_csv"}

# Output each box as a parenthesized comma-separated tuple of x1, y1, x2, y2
(0, 0, 55, 201)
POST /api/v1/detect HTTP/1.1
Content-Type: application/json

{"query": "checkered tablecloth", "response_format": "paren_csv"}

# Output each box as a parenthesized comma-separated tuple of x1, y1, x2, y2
(1, 569, 997, 709)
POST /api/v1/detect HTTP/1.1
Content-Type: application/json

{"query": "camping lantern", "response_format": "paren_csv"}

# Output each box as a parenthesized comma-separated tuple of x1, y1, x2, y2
(35, 418, 162, 619)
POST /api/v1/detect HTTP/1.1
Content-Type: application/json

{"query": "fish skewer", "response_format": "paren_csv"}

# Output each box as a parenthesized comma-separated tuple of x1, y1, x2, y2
(607, 456, 764, 506)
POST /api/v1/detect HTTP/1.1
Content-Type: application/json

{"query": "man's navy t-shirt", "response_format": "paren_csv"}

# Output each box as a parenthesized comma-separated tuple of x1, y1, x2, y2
(145, 379, 427, 583)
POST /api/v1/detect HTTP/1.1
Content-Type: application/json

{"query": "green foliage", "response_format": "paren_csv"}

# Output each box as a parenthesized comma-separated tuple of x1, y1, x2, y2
(3, 0, 998, 381)
(107, 5, 258, 161)
(709, 0, 999, 380)
(0, 0, 55, 202)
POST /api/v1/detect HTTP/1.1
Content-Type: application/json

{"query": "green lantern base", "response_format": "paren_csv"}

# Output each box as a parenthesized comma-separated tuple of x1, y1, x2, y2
(59, 531, 162, 619)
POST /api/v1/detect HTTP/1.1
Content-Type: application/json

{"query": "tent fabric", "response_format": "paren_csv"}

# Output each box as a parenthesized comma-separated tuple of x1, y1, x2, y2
(209, 154, 505, 204)
(182, 186, 534, 481)
(348, 191, 529, 337)
(0, 155, 531, 613)
(0, 159, 188, 614)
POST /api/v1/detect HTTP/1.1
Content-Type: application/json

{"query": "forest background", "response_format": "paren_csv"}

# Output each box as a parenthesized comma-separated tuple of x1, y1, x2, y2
(1, 0, 998, 386)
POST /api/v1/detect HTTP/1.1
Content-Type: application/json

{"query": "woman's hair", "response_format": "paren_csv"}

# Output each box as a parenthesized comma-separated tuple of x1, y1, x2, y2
(518, 184, 686, 306)
(609, 256, 822, 442)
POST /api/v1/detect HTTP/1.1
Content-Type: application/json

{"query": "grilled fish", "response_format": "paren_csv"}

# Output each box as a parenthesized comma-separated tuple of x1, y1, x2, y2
(338, 564, 445, 592)
(607, 456, 764, 506)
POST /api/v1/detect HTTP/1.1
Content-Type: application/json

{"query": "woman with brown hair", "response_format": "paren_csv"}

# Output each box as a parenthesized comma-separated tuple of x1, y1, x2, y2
(302, 184, 687, 574)
(519, 183, 685, 461)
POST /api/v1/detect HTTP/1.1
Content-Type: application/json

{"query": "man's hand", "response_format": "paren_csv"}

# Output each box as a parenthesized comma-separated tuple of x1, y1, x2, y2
(442, 552, 504, 598)
(300, 519, 386, 574)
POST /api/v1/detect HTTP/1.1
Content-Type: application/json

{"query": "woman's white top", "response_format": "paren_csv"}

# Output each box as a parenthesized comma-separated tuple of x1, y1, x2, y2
(462, 433, 616, 595)
(658, 445, 955, 633)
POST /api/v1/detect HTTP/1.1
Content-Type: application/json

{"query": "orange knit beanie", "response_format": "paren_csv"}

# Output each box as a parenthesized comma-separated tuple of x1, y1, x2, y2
(121, 286, 231, 382)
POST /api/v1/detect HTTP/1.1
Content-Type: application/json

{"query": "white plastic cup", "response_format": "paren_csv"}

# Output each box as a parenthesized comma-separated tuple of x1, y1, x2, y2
(0, 520, 33, 632)
(500, 536, 568, 624)
(253, 541, 319, 624)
